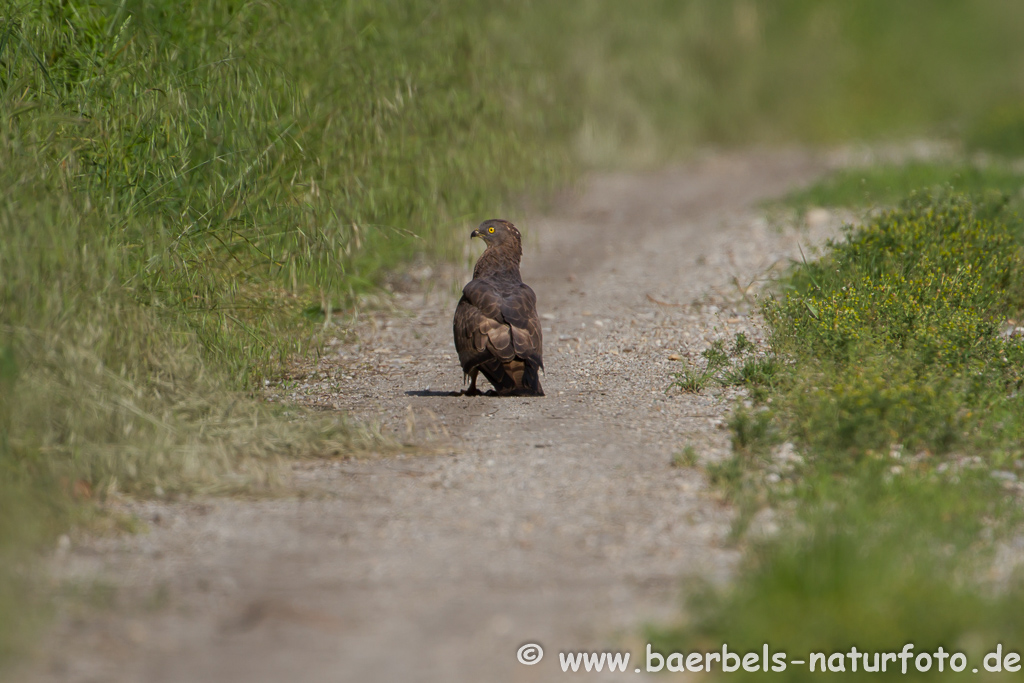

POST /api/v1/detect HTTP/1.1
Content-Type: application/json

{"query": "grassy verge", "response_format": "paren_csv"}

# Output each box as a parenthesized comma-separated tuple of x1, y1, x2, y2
(518, 0, 1024, 165)
(0, 0, 575, 665)
(655, 183, 1024, 678)
(780, 161, 1024, 213)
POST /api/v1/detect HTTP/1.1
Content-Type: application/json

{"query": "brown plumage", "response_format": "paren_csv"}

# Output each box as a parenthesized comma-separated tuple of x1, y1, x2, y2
(453, 219, 544, 396)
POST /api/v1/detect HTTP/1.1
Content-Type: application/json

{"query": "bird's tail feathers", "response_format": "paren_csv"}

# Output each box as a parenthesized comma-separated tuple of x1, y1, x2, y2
(478, 358, 544, 396)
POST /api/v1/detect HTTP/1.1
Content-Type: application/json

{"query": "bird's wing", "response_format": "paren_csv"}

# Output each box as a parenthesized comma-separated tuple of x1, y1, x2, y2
(462, 279, 543, 369)
(507, 282, 544, 370)
(453, 294, 515, 373)
(461, 279, 505, 322)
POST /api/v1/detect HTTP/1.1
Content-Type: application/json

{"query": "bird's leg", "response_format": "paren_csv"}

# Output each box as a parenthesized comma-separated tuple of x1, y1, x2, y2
(463, 371, 483, 396)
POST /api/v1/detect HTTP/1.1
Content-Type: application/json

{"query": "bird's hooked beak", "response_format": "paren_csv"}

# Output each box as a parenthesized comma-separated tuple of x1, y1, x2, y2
(470, 228, 483, 239)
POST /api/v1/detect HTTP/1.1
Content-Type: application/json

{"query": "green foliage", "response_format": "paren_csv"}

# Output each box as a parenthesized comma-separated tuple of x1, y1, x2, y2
(968, 102, 1024, 157)
(0, 6, 569, 483)
(2, 0, 573, 380)
(0, 0, 570, 667)
(656, 191, 1024, 678)
(524, 0, 1024, 164)
(650, 476, 1024, 682)
(767, 193, 1024, 457)
(781, 162, 1024, 212)
(729, 407, 779, 455)
(671, 334, 774, 393)
(723, 356, 781, 391)
(671, 445, 699, 468)
(671, 341, 730, 393)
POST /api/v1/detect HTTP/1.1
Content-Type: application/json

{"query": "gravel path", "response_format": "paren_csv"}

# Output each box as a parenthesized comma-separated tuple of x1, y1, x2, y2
(21, 150, 844, 683)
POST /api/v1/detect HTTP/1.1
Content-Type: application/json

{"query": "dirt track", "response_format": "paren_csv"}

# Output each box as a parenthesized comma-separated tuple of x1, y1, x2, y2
(20, 150, 843, 683)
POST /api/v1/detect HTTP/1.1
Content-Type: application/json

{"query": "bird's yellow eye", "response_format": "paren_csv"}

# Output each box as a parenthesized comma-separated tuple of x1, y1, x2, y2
(488, 226, 495, 234)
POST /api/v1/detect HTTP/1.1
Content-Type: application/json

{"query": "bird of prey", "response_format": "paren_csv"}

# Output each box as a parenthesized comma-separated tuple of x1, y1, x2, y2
(453, 219, 544, 396)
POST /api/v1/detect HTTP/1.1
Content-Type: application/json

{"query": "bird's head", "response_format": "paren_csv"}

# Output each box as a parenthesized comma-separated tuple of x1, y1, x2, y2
(471, 219, 521, 248)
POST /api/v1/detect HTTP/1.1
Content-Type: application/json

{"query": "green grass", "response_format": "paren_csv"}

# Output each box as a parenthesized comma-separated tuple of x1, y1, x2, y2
(653, 190, 1024, 679)
(781, 162, 1024, 212)
(519, 0, 1024, 165)
(969, 103, 1024, 158)
(670, 333, 777, 395)
(0, 0, 574, 667)
(651, 486, 1024, 680)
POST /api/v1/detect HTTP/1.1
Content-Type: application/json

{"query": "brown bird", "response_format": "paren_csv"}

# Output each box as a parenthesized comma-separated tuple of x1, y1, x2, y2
(453, 219, 544, 396)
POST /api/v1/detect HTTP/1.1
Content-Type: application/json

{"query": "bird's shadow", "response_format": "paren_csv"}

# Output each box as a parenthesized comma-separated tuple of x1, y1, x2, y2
(404, 389, 500, 398)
